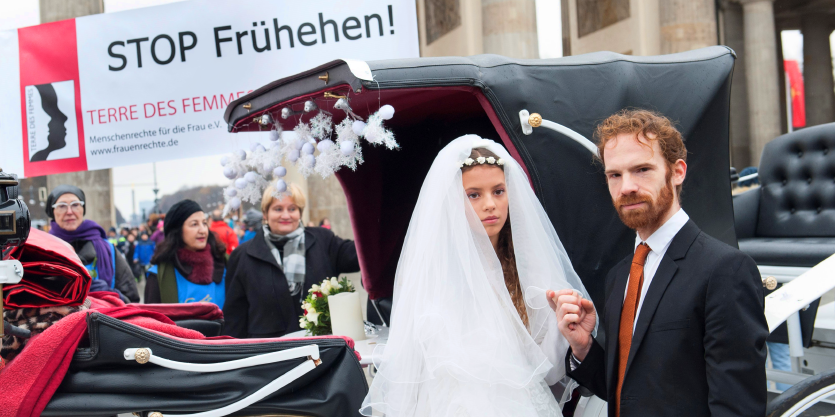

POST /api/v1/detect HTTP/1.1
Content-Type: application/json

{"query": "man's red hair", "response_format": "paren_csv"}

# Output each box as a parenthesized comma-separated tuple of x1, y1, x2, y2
(595, 109, 687, 194)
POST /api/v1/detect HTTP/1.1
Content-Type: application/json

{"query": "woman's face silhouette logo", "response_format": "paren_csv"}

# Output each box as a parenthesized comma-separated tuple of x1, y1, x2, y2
(25, 80, 79, 163)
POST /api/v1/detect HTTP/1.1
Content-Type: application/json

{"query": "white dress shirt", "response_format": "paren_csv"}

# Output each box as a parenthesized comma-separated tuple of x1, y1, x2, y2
(624, 208, 689, 333)
(570, 209, 690, 369)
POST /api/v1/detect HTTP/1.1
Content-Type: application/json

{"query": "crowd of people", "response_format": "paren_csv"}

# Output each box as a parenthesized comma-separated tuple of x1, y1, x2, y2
(42, 182, 354, 338)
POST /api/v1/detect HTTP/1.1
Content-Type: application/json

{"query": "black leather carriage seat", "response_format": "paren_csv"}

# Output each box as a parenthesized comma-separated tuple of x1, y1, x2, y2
(174, 319, 224, 337)
(734, 122, 835, 267)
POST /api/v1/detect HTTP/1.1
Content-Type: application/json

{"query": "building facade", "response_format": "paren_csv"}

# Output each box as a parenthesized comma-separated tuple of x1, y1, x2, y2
(416, 0, 835, 169)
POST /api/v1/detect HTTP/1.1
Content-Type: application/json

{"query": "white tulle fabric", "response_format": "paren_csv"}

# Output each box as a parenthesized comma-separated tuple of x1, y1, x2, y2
(360, 135, 596, 417)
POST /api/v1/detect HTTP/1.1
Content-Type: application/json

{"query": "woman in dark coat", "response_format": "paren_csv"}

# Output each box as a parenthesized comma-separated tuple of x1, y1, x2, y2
(144, 200, 227, 308)
(223, 183, 360, 338)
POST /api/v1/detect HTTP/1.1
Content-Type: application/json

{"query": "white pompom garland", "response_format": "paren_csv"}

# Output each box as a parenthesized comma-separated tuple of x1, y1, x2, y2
(219, 103, 395, 213)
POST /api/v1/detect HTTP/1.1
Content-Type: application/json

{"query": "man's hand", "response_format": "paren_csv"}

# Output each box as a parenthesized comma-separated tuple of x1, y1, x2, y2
(548, 289, 596, 361)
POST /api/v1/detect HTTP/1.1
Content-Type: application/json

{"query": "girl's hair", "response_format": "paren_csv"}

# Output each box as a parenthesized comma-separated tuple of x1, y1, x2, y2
(461, 148, 529, 328)
(151, 221, 226, 265)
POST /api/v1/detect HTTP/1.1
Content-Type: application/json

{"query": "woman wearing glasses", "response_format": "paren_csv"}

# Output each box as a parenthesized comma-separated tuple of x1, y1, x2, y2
(46, 185, 139, 302)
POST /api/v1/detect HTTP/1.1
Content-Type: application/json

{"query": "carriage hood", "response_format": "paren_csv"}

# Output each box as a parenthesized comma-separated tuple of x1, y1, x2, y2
(225, 46, 737, 306)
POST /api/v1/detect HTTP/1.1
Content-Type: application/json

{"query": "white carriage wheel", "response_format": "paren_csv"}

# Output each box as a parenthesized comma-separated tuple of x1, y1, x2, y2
(768, 369, 835, 417)
(778, 382, 835, 417)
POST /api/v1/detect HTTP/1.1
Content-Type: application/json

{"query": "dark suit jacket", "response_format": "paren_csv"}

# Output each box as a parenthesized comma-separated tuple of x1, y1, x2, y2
(222, 227, 360, 338)
(567, 220, 768, 416)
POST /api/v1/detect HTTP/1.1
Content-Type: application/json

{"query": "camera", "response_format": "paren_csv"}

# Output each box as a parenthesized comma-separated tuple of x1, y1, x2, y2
(0, 169, 29, 339)
(0, 169, 30, 258)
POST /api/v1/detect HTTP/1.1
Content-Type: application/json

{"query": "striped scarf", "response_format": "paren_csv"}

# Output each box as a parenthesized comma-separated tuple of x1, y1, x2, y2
(264, 224, 306, 296)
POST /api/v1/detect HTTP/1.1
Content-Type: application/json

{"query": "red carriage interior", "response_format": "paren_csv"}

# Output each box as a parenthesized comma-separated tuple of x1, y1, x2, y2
(233, 85, 529, 300)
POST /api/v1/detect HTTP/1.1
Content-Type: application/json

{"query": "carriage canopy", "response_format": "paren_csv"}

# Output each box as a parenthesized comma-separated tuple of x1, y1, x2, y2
(224, 46, 737, 307)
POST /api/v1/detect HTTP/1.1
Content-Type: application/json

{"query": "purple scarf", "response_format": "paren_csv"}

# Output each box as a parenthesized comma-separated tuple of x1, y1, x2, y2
(49, 219, 115, 287)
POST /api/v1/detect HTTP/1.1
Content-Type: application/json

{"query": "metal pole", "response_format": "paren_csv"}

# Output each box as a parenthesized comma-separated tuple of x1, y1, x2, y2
(152, 162, 160, 213)
(131, 185, 136, 226)
(786, 311, 804, 373)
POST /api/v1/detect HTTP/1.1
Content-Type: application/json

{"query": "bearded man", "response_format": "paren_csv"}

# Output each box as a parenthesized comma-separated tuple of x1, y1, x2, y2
(552, 109, 767, 416)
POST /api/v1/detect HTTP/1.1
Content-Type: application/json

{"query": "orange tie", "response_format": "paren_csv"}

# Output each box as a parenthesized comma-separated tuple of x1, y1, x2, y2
(615, 242, 651, 417)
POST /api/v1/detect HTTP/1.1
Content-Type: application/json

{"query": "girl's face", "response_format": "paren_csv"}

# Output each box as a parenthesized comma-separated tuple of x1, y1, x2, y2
(462, 165, 508, 246)
(266, 194, 301, 235)
(182, 211, 209, 251)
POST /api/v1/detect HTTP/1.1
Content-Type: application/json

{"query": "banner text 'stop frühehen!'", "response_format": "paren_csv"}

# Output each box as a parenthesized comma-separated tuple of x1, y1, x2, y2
(0, 0, 419, 177)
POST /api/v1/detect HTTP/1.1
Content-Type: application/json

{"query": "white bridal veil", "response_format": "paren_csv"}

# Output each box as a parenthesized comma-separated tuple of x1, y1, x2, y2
(360, 135, 595, 416)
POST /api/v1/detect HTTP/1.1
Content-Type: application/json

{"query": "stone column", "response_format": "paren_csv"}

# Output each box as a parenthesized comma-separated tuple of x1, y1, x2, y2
(739, 0, 782, 165)
(561, 0, 571, 56)
(721, 1, 752, 168)
(306, 175, 353, 240)
(659, 0, 718, 54)
(40, 0, 102, 23)
(46, 170, 114, 229)
(802, 14, 835, 127)
(482, 0, 539, 58)
(39, 0, 115, 230)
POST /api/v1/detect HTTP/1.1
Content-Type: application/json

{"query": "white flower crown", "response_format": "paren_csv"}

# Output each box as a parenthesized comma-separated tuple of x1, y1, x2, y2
(458, 156, 505, 168)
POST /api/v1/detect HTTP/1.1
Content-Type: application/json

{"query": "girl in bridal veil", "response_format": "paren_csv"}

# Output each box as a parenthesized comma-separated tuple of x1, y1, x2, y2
(361, 135, 596, 416)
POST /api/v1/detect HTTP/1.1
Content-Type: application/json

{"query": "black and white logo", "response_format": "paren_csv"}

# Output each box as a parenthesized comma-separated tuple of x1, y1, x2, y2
(25, 80, 79, 162)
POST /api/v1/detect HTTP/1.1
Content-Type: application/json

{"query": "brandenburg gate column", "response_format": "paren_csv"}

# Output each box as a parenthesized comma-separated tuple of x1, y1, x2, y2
(738, 0, 782, 164)
(481, 0, 539, 58)
(802, 14, 835, 127)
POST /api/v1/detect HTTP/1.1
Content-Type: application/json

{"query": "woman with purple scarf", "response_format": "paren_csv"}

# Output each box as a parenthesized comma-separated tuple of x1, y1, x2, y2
(46, 185, 139, 302)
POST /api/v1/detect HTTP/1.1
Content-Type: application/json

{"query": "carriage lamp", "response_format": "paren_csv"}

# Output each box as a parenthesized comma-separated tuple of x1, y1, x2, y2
(0, 169, 30, 339)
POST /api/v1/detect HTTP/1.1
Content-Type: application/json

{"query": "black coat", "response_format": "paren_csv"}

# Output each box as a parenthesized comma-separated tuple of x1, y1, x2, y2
(223, 227, 360, 338)
(567, 220, 768, 417)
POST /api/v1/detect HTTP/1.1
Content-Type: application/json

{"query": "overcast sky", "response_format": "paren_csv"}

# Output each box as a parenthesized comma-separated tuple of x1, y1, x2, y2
(0, 0, 815, 221)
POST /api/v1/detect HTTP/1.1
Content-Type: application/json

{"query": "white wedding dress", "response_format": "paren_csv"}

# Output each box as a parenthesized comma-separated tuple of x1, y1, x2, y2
(360, 135, 596, 417)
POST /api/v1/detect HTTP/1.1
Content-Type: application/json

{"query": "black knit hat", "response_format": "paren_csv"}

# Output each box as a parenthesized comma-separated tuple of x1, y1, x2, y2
(164, 199, 204, 237)
(45, 185, 85, 219)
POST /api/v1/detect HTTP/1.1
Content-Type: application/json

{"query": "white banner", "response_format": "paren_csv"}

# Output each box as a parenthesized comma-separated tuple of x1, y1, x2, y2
(0, 0, 418, 177)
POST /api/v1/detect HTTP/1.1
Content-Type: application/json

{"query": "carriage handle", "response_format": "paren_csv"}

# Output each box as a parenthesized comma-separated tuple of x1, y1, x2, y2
(123, 344, 321, 417)
(519, 110, 600, 157)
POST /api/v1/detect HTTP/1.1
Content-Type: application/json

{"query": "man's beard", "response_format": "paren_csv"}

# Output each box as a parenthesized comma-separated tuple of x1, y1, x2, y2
(614, 176, 675, 231)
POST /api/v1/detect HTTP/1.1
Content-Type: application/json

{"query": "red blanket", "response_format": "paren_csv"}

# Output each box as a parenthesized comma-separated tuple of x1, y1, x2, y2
(0, 295, 357, 417)
(5, 229, 91, 309)
(0, 305, 195, 417)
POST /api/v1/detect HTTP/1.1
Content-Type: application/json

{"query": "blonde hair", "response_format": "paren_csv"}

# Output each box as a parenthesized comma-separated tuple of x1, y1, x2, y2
(261, 183, 306, 215)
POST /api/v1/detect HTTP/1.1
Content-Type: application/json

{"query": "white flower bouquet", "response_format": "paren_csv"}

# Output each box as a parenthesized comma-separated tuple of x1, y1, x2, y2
(298, 276, 355, 336)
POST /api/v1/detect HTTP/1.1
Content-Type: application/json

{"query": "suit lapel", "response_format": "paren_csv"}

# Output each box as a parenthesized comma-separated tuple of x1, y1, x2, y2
(623, 220, 701, 378)
(605, 259, 631, 393)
